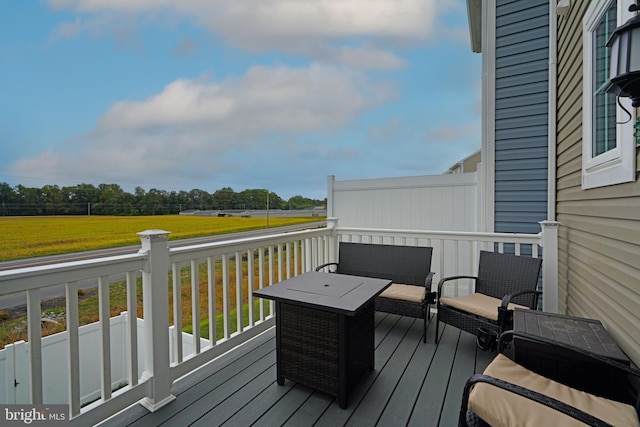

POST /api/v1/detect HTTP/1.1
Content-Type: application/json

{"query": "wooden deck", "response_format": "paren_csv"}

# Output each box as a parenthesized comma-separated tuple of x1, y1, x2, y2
(102, 313, 495, 427)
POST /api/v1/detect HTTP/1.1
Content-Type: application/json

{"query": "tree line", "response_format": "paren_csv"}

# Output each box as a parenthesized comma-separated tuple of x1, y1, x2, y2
(0, 182, 326, 216)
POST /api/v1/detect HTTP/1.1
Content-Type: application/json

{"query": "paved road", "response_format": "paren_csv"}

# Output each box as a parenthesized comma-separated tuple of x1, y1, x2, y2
(0, 221, 325, 310)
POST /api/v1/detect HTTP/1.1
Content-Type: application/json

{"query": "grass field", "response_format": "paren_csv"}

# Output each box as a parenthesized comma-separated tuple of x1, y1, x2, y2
(0, 215, 320, 261)
(0, 215, 318, 346)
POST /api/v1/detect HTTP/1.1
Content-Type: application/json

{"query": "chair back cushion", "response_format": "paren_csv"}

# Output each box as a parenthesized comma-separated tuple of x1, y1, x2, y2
(476, 251, 542, 308)
(336, 242, 432, 286)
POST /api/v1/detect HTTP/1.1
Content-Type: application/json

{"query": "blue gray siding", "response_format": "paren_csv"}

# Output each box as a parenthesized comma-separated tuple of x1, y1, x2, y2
(494, 0, 549, 233)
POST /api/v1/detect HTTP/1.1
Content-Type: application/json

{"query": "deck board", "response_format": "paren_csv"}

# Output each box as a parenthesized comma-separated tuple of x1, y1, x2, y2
(440, 332, 478, 426)
(282, 388, 333, 426)
(409, 324, 459, 426)
(347, 318, 421, 426)
(102, 313, 494, 427)
(376, 319, 438, 426)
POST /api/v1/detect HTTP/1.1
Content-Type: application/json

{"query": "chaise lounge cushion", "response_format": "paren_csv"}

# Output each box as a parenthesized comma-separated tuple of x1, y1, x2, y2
(439, 293, 528, 321)
(469, 354, 639, 427)
(379, 283, 424, 303)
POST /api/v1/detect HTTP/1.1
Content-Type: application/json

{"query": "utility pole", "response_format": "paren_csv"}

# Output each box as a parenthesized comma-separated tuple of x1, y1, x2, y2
(266, 189, 270, 227)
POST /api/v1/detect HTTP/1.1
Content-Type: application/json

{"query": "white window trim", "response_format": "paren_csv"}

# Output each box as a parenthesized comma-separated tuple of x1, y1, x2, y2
(582, 0, 636, 190)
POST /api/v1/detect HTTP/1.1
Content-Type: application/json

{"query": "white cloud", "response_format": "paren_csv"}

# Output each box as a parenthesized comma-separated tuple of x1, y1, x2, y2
(316, 45, 407, 71)
(50, 0, 436, 38)
(201, 1, 436, 44)
(47, 0, 443, 69)
(48, 13, 143, 51)
(97, 64, 395, 135)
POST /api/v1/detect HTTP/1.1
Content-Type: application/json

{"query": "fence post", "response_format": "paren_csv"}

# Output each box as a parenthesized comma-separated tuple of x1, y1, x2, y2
(137, 230, 175, 411)
(326, 217, 339, 265)
(539, 221, 560, 314)
(327, 175, 335, 218)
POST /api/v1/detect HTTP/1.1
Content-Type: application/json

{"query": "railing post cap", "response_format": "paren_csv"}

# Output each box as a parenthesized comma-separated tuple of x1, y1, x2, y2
(538, 220, 560, 227)
(137, 229, 171, 239)
(326, 217, 338, 231)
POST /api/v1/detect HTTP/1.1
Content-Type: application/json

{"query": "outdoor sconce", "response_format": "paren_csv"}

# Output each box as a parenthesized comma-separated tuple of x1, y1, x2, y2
(605, 1, 640, 108)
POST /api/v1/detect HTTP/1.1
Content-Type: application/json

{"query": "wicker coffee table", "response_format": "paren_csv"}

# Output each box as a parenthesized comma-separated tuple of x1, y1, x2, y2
(254, 271, 391, 408)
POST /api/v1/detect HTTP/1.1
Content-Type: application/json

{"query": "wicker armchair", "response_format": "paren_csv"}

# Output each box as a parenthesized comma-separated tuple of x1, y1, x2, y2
(435, 251, 542, 347)
(316, 242, 435, 342)
(459, 331, 640, 427)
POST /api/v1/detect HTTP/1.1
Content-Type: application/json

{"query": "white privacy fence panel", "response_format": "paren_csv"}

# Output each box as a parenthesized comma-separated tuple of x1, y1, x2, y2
(327, 173, 479, 231)
(1, 313, 140, 406)
(0, 314, 211, 407)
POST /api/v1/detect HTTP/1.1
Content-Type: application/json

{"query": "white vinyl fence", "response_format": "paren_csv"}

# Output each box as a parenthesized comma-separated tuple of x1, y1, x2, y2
(327, 173, 479, 231)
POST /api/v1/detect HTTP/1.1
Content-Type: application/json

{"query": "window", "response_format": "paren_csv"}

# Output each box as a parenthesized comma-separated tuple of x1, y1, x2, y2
(582, 0, 636, 189)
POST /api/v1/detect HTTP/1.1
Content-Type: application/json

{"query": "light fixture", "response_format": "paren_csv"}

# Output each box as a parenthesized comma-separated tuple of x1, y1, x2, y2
(605, 1, 640, 107)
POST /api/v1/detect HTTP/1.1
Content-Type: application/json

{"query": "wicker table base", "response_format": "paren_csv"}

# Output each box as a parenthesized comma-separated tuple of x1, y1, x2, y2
(277, 301, 374, 408)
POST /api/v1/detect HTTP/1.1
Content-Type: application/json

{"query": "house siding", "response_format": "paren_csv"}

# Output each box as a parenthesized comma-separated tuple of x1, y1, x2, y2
(556, 0, 640, 365)
(494, 0, 549, 234)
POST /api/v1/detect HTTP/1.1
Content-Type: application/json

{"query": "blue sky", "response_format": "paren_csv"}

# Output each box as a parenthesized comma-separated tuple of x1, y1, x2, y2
(1, 0, 481, 200)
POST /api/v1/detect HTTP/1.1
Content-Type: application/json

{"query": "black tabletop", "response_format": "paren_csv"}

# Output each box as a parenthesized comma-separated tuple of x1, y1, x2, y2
(514, 309, 629, 363)
(253, 271, 391, 315)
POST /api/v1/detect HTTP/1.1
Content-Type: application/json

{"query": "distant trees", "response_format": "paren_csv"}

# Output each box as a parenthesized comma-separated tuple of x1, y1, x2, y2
(0, 182, 326, 216)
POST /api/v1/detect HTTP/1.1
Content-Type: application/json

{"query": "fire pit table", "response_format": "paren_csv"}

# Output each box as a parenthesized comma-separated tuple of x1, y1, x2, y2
(254, 271, 391, 408)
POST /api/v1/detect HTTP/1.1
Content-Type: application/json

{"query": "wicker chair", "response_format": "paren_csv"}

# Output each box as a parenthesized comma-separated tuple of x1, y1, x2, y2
(316, 242, 435, 342)
(435, 250, 542, 347)
(459, 331, 640, 427)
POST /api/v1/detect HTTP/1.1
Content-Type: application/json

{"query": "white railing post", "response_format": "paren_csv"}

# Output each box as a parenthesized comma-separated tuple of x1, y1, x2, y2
(539, 221, 560, 314)
(26, 289, 43, 404)
(137, 229, 176, 412)
(327, 175, 335, 218)
(327, 217, 339, 265)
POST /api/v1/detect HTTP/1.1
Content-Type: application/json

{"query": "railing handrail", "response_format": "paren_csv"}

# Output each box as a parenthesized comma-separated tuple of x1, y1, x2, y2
(0, 252, 146, 294)
(336, 226, 542, 245)
(169, 226, 332, 263)
(0, 227, 332, 292)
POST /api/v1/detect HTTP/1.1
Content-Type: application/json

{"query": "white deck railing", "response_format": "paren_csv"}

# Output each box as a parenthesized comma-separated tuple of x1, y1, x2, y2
(0, 218, 558, 425)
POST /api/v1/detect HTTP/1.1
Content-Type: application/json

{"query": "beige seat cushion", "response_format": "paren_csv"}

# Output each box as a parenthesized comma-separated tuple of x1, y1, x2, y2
(469, 354, 639, 427)
(439, 293, 528, 321)
(379, 283, 424, 303)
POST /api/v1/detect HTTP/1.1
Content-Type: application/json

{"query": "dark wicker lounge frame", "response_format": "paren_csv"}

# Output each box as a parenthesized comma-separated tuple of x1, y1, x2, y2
(459, 331, 640, 426)
(435, 250, 542, 345)
(316, 242, 435, 342)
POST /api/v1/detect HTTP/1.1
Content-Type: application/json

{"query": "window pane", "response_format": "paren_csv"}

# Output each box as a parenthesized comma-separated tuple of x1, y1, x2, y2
(592, 1, 617, 156)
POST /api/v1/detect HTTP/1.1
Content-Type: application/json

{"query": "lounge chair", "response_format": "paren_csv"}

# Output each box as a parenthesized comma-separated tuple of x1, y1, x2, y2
(435, 250, 542, 348)
(459, 331, 640, 427)
(316, 242, 435, 342)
